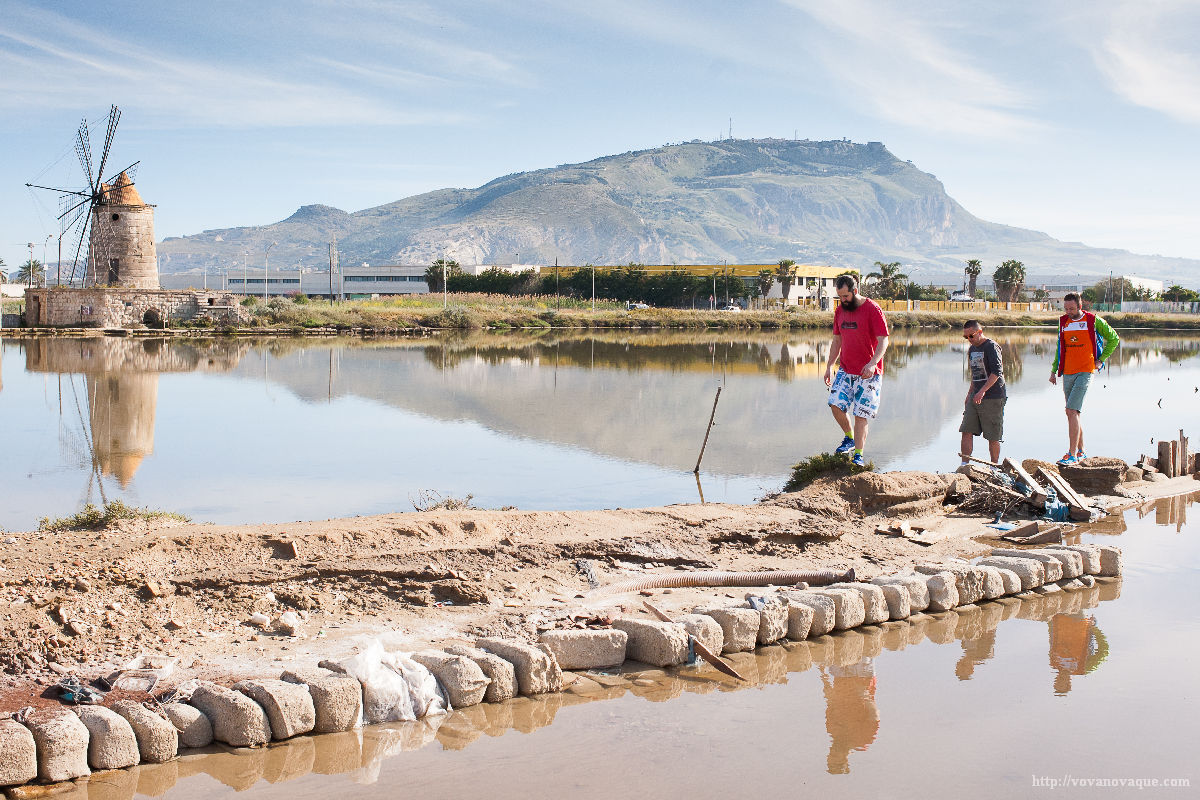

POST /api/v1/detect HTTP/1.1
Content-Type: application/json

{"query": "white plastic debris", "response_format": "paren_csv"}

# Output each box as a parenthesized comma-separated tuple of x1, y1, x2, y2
(247, 612, 270, 628)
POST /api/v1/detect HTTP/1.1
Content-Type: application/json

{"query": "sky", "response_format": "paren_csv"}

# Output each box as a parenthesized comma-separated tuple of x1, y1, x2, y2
(2, 0, 1199, 275)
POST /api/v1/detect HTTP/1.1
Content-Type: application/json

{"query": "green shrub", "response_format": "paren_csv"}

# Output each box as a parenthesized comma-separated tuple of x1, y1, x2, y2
(38, 500, 190, 532)
(782, 452, 875, 492)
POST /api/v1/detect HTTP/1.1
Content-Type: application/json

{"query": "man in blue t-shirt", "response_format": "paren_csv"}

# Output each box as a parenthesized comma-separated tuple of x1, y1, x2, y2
(959, 320, 1006, 465)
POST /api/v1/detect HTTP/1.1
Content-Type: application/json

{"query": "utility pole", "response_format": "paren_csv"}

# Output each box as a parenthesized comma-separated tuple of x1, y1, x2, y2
(57, 232, 62, 287)
(328, 239, 337, 305)
(442, 249, 448, 308)
(26, 242, 34, 287)
(264, 241, 277, 301)
(555, 257, 559, 309)
(591, 264, 595, 311)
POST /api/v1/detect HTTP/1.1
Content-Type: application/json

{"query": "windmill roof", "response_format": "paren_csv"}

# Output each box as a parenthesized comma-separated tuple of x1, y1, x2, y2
(100, 171, 145, 206)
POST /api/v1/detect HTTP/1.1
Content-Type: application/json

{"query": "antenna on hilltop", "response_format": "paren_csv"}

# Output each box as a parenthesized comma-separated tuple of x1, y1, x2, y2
(729, 117, 732, 140)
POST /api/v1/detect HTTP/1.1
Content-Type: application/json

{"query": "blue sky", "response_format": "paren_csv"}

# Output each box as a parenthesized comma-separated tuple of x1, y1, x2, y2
(2, 0, 1199, 273)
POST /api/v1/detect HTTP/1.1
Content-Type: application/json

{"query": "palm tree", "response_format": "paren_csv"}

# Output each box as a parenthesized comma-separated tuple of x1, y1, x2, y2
(424, 258, 460, 293)
(865, 261, 908, 299)
(775, 259, 796, 301)
(992, 259, 1026, 302)
(964, 259, 982, 297)
(17, 258, 45, 287)
(0, 256, 7, 283)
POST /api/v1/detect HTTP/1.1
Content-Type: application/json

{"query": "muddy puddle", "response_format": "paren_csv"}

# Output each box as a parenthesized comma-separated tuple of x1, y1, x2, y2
(12, 493, 1195, 799)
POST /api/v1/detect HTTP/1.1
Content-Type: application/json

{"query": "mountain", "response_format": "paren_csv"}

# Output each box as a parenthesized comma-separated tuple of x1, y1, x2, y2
(158, 138, 1200, 283)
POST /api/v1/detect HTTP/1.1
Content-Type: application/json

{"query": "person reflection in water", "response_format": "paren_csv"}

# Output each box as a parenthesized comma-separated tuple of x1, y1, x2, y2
(820, 659, 879, 774)
(1048, 612, 1109, 695)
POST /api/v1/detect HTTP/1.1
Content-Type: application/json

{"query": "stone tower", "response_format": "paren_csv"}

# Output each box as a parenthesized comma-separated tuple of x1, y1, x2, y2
(88, 171, 159, 289)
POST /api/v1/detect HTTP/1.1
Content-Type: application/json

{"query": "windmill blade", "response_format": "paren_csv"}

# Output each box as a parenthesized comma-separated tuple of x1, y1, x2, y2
(93, 105, 120, 194)
(98, 161, 141, 195)
(66, 200, 94, 285)
(75, 118, 95, 196)
(57, 193, 93, 221)
(25, 182, 91, 198)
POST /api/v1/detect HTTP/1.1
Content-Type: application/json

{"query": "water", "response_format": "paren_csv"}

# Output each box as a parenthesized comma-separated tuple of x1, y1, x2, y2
(82, 492, 1200, 799)
(2, 330, 1199, 531)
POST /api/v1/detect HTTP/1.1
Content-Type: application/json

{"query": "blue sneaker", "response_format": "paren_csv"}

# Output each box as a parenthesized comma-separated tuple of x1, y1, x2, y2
(1057, 453, 1077, 466)
(1075, 451, 1087, 461)
(835, 436, 855, 455)
(851, 453, 866, 468)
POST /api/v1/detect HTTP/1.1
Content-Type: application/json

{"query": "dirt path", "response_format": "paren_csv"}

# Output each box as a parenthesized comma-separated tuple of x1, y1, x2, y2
(1, 469, 1192, 712)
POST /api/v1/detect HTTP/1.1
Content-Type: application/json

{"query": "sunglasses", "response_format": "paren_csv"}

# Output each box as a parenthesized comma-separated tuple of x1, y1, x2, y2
(963, 330, 981, 339)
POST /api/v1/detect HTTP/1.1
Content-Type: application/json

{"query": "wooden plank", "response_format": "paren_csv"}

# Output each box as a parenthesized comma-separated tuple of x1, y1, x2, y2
(1038, 467, 1089, 509)
(1170, 440, 1179, 477)
(1179, 430, 1189, 477)
(959, 453, 1001, 468)
(1158, 440, 1175, 478)
(1002, 458, 1048, 507)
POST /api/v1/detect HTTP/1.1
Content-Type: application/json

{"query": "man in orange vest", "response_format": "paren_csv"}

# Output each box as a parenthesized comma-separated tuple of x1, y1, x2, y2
(1050, 292, 1119, 465)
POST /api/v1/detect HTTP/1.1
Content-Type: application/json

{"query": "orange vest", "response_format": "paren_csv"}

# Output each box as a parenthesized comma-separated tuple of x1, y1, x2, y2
(1058, 312, 1097, 375)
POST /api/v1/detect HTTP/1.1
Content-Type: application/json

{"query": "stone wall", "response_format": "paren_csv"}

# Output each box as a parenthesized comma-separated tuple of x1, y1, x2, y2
(24, 288, 245, 328)
(89, 203, 159, 289)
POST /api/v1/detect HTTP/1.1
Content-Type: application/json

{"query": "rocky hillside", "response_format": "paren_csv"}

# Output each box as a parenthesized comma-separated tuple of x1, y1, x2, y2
(158, 138, 1199, 281)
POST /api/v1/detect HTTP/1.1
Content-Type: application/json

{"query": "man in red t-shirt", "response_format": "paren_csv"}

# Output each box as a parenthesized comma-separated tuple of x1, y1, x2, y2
(823, 274, 890, 466)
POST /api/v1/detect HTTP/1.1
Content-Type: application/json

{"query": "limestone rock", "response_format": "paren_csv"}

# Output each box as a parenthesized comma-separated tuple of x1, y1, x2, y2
(807, 588, 867, 630)
(189, 682, 272, 747)
(744, 600, 788, 644)
(280, 668, 363, 733)
(412, 650, 492, 707)
(1098, 545, 1123, 577)
(975, 566, 1007, 600)
(111, 700, 178, 763)
(1040, 548, 1084, 579)
(75, 705, 140, 770)
(445, 645, 518, 702)
(990, 549, 1064, 582)
(234, 679, 317, 740)
(608, 620, 689, 667)
(877, 584, 911, 620)
(678, 613, 724, 654)
(783, 593, 836, 636)
(783, 601, 815, 639)
(162, 702, 214, 748)
(871, 574, 931, 611)
(26, 709, 90, 782)
(695, 607, 760, 653)
(538, 629, 628, 670)
(1047, 544, 1102, 575)
(915, 563, 985, 605)
(476, 637, 565, 693)
(992, 567, 1023, 595)
(977, 556, 1044, 590)
(827, 583, 889, 624)
(1059, 457, 1127, 495)
(924, 572, 960, 612)
(0, 720, 37, 787)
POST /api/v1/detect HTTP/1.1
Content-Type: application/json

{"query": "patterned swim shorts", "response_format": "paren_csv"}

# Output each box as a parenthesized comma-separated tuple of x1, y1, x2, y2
(828, 368, 883, 419)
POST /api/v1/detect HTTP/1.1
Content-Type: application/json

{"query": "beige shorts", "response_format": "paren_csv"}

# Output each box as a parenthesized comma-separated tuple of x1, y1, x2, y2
(960, 397, 1006, 442)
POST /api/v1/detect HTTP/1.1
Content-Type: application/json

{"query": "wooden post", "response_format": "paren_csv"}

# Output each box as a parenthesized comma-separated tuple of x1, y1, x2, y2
(1179, 430, 1188, 477)
(1170, 440, 1179, 478)
(1158, 440, 1175, 478)
(693, 386, 722, 474)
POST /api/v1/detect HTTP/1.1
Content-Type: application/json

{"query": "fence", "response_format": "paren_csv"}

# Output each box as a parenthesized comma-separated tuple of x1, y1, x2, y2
(1106, 301, 1200, 314)
(874, 299, 1050, 313)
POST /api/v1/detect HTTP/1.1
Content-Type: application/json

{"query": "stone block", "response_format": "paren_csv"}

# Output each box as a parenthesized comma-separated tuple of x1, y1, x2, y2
(1047, 544, 1102, 575)
(1077, 574, 1096, 588)
(111, 700, 178, 763)
(26, 709, 90, 782)
(678, 614, 724, 654)
(0, 720, 37, 787)
(975, 566, 1007, 600)
(538, 629, 628, 671)
(412, 650, 492, 707)
(234, 679, 316, 740)
(744, 600, 788, 644)
(977, 556, 1045, 590)
(870, 574, 930, 611)
(75, 706, 139, 770)
(445, 645, 518, 702)
(808, 588, 867, 630)
(162, 702, 214, 748)
(924, 572, 960, 612)
(189, 682, 272, 747)
(280, 669, 363, 734)
(915, 563, 985, 605)
(990, 549, 1064, 582)
(608, 620, 689, 667)
(992, 567, 1022, 595)
(1098, 546, 1123, 577)
(1032, 548, 1083, 579)
(694, 607, 760, 653)
(783, 593, 836, 636)
(827, 583, 889, 624)
(476, 638, 565, 693)
(877, 584, 911, 620)
(784, 602, 814, 639)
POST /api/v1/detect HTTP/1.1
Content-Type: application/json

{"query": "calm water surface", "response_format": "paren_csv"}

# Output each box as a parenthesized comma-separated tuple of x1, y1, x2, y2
(2, 329, 1199, 530)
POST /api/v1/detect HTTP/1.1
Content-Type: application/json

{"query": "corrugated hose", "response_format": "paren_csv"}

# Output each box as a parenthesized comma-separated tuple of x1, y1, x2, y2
(588, 567, 856, 597)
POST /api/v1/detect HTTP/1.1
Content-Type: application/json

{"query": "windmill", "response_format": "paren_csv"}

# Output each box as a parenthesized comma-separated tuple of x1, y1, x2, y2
(25, 105, 146, 287)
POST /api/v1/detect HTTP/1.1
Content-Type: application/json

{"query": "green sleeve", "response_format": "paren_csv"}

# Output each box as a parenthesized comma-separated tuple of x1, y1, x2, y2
(1051, 342, 1059, 373)
(1096, 316, 1120, 363)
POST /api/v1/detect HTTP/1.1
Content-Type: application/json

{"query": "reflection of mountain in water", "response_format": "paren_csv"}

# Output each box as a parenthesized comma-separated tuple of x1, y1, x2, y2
(21, 338, 248, 489)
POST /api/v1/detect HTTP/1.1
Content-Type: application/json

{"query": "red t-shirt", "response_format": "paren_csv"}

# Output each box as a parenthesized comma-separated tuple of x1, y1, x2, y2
(834, 297, 889, 376)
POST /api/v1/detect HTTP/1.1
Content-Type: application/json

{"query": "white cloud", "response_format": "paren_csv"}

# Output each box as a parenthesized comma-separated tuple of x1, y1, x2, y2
(1092, 0, 1200, 124)
(781, 0, 1042, 137)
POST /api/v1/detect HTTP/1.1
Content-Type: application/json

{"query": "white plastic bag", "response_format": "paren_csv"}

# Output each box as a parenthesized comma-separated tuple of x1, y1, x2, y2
(382, 652, 450, 717)
(339, 640, 415, 723)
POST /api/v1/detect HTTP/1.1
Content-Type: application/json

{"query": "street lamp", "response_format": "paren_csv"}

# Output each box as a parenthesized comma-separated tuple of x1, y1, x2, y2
(264, 241, 277, 301)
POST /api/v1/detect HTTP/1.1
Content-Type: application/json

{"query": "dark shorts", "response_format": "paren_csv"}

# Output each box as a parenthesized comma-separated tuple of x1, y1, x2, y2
(960, 397, 1006, 442)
